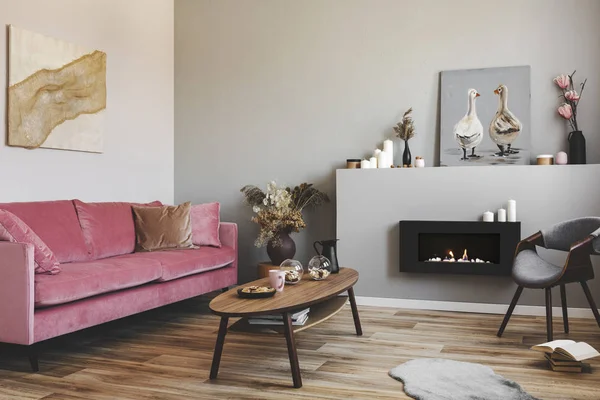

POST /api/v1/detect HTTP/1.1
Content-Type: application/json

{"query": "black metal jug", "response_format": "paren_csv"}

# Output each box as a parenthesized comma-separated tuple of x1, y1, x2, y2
(313, 239, 340, 273)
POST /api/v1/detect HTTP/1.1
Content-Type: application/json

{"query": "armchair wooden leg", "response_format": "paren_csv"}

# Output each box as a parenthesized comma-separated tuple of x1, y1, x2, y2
(580, 281, 600, 328)
(497, 286, 523, 337)
(560, 284, 569, 333)
(545, 287, 553, 341)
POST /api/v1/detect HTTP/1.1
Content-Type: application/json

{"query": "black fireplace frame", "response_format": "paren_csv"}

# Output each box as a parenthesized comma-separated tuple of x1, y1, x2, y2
(399, 220, 521, 276)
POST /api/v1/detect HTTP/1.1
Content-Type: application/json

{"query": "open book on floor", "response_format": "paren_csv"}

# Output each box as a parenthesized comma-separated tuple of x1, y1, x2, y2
(531, 340, 600, 362)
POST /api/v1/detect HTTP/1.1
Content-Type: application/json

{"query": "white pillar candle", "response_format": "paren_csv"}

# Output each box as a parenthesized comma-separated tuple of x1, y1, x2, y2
(483, 211, 494, 222)
(369, 156, 378, 168)
(507, 199, 517, 222)
(497, 208, 506, 222)
(383, 139, 394, 159)
(377, 150, 390, 168)
(360, 159, 370, 169)
(373, 149, 382, 157)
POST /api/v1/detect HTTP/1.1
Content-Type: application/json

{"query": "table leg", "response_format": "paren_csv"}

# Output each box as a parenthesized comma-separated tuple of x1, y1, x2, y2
(210, 316, 229, 379)
(348, 287, 363, 336)
(282, 312, 302, 388)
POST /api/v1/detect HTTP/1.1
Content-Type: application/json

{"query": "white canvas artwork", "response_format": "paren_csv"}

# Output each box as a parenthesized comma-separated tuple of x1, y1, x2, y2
(440, 66, 531, 166)
(7, 25, 106, 153)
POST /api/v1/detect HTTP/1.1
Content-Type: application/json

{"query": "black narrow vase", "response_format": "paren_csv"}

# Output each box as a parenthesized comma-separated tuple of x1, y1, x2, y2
(266, 230, 296, 265)
(402, 140, 412, 166)
(568, 131, 586, 165)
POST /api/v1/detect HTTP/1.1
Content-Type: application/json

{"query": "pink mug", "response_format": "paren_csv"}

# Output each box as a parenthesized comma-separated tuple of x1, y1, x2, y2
(269, 270, 286, 292)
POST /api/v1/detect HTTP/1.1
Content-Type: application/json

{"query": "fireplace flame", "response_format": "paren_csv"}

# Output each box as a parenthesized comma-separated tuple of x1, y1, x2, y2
(427, 248, 490, 263)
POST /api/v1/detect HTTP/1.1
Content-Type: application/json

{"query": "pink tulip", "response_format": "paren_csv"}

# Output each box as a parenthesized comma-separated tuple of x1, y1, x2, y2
(557, 103, 573, 120)
(565, 90, 580, 101)
(554, 74, 570, 89)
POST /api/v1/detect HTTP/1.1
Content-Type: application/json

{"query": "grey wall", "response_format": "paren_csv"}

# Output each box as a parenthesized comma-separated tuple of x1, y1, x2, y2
(337, 166, 600, 308)
(174, 0, 600, 283)
(0, 0, 175, 204)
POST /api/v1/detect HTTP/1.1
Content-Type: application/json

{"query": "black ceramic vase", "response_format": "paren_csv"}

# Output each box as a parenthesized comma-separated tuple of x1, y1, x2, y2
(568, 131, 586, 165)
(267, 230, 296, 265)
(403, 140, 412, 166)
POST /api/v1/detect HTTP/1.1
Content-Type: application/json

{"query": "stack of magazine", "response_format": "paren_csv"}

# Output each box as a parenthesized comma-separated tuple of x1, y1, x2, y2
(248, 308, 310, 326)
(531, 340, 600, 373)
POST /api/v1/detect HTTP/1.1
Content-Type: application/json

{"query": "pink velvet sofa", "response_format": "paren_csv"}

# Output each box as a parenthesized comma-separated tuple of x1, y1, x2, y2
(0, 200, 238, 370)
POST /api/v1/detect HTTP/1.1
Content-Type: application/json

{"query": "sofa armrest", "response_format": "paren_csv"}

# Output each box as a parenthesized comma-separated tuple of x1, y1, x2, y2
(0, 242, 35, 345)
(219, 222, 238, 252)
(219, 223, 238, 275)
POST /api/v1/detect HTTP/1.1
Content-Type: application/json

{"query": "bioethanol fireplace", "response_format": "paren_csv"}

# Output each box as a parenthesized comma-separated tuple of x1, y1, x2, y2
(399, 221, 521, 276)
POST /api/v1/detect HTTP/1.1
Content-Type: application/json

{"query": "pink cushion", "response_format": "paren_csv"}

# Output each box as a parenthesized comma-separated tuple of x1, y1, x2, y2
(0, 201, 90, 263)
(0, 210, 60, 275)
(34, 253, 162, 307)
(191, 202, 221, 247)
(74, 200, 162, 260)
(143, 246, 235, 282)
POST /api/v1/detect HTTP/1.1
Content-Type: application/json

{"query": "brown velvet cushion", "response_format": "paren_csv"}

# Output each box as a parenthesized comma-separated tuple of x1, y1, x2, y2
(132, 202, 196, 252)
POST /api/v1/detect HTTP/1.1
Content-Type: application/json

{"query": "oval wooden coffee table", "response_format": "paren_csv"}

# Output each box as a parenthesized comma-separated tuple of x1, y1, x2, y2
(209, 267, 362, 388)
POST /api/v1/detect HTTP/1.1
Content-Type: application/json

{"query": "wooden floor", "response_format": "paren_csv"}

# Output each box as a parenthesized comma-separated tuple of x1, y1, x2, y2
(1, 296, 599, 399)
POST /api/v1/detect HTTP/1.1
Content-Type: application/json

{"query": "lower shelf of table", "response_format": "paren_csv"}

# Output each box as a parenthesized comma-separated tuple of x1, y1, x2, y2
(229, 296, 348, 334)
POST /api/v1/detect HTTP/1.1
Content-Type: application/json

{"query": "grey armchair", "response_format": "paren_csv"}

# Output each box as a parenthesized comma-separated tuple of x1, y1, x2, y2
(497, 217, 600, 341)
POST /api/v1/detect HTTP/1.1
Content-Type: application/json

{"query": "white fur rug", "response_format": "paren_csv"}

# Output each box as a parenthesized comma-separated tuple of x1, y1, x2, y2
(389, 359, 539, 400)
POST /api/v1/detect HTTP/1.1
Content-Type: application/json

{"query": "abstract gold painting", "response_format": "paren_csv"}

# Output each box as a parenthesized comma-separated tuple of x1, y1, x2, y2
(7, 25, 106, 153)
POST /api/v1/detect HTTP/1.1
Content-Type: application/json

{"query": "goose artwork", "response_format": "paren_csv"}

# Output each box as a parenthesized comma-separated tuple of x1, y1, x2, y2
(489, 84, 522, 157)
(453, 88, 483, 160)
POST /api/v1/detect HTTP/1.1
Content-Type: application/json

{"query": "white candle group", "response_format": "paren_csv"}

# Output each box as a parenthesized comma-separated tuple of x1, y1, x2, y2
(497, 208, 506, 222)
(483, 211, 494, 222)
(507, 199, 517, 222)
(481, 201, 516, 223)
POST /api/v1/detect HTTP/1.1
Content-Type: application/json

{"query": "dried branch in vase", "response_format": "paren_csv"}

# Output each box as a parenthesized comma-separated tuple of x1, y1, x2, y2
(240, 185, 267, 207)
(288, 183, 330, 211)
(394, 107, 416, 141)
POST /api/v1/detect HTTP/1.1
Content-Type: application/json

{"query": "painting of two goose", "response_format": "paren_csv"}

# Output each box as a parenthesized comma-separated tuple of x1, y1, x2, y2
(441, 66, 531, 167)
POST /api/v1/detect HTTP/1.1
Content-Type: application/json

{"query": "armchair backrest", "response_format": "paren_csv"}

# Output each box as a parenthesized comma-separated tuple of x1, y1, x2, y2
(541, 217, 600, 254)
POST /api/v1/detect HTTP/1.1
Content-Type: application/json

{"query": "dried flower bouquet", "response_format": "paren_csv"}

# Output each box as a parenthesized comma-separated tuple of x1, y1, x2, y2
(241, 181, 329, 247)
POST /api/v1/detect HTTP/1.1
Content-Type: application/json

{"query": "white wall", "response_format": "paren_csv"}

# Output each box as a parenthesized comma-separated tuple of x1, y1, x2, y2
(175, 0, 600, 281)
(0, 0, 174, 204)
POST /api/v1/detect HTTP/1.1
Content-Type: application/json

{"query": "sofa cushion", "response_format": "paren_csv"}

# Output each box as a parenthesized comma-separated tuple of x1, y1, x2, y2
(132, 202, 196, 252)
(0, 210, 60, 274)
(191, 202, 221, 248)
(74, 200, 162, 260)
(144, 246, 235, 282)
(0, 200, 90, 263)
(34, 253, 162, 307)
